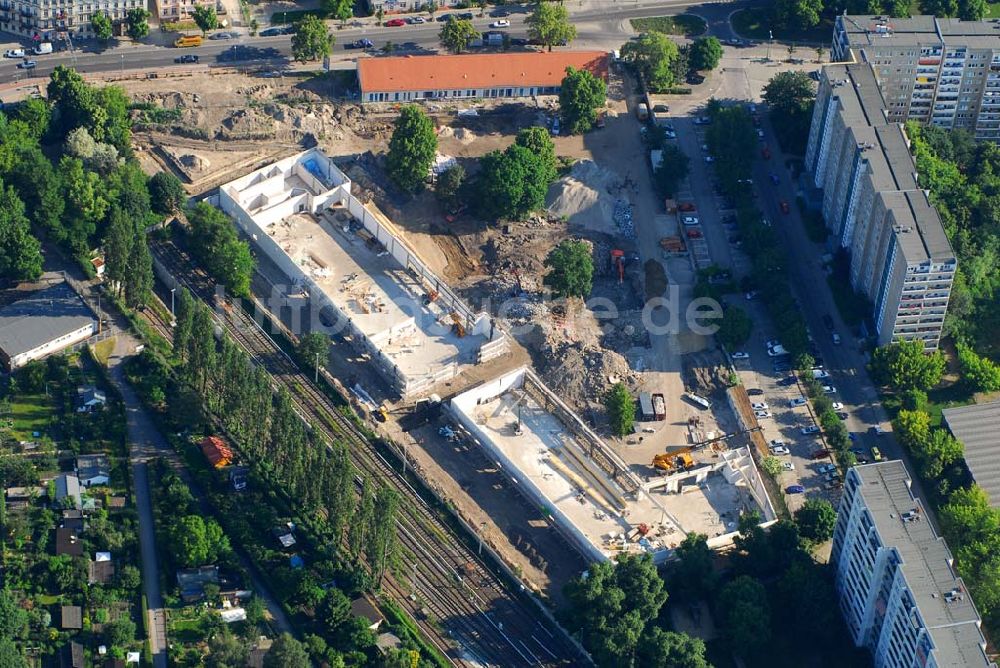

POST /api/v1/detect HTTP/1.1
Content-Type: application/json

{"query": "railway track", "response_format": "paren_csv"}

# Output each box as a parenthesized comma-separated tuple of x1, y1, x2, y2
(148, 238, 586, 667)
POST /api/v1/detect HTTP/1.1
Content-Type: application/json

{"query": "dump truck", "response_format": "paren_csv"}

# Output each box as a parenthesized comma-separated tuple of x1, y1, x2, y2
(652, 393, 666, 420)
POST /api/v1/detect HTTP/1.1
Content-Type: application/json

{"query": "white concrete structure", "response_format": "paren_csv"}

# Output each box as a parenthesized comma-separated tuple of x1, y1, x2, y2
(218, 149, 507, 398)
(450, 367, 775, 563)
(832, 461, 994, 668)
(0, 282, 97, 371)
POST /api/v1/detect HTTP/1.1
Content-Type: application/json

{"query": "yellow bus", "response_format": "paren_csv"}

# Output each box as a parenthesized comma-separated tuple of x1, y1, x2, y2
(174, 35, 202, 48)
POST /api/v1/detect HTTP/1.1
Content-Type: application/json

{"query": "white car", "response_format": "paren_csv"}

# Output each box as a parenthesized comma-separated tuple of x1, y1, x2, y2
(704, 156, 714, 163)
(754, 410, 772, 419)
(801, 425, 821, 435)
(745, 291, 759, 300)
(751, 402, 769, 410)
(823, 385, 837, 394)
(789, 397, 807, 407)
(812, 368, 831, 379)
(409, 15, 426, 23)
(664, 129, 677, 139)
(490, 19, 510, 27)
(767, 345, 788, 357)
(701, 143, 710, 152)
(782, 461, 795, 471)
(4, 49, 25, 58)
(766, 339, 781, 348)
(832, 333, 842, 345)
(732, 352, 750, 360)
(682, 215, 699, 226)
(831, 402, 844, 410)
(757, 129, 765, 139)
(770, 445, 790, 455)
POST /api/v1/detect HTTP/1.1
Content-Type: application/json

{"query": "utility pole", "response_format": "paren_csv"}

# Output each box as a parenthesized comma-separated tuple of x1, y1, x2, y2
(170, 287, 176, 317)
(478, 522, 487, 555)
(314, 351, 320, 383)
(767, 29, 773, 62)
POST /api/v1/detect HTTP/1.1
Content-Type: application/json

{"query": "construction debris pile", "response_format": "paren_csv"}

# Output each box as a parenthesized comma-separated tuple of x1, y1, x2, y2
(536, 339, 639, 413)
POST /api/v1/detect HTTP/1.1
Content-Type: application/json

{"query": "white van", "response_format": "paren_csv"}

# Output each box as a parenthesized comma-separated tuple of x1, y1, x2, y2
(34, 42, 53, 55)
(636, 102, 649, 121)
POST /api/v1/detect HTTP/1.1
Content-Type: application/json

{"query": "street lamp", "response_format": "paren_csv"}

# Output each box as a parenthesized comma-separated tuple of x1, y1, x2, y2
(314, 351, 320, 383)
(170, 287, 176, 316)
(120, 52, 124, 76)
(767, 29, 773, 62)
(478, 522, 487, 555)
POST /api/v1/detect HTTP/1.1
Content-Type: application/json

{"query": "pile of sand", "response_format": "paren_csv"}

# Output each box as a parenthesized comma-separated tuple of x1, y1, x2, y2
(546, 160, 623, 233)
(439, 125, 478, 144)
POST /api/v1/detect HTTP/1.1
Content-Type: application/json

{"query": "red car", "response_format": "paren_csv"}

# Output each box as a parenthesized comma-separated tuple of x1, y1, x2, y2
(761, 144, 771, 160)
(678, 202, 697, 212)
(686, 229, 703, 239)
(385, 18, 407, 26)
(811, 449, 831, 460)
(780, 200, 790, 214)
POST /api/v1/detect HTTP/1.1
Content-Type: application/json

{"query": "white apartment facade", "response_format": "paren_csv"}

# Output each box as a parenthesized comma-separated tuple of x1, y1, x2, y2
(832, 462, 994, 668)
(805, 63, 955, 349)
(832, 14, 1000, 140)
(0, 0, 144, 39)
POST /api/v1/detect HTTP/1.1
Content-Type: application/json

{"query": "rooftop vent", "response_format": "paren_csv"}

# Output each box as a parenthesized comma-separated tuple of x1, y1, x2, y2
(901, 508, 921, 522)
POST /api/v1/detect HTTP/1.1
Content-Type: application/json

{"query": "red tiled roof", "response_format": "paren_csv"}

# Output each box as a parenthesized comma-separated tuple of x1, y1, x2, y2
(358, 51, 609, 94)
(200, 436, 233, 468)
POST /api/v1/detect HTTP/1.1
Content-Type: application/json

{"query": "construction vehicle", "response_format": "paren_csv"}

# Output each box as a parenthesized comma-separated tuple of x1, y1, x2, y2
(652, 448, 695, 472)
(375, 394, 442, 425)
(610, 249, 625, 284)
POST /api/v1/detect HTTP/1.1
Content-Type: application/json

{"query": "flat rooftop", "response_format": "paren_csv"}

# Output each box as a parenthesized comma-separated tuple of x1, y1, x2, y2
(268, 212, 482, 380)
(0, 282, 95, 358)
(855, 461, 991, 667)
(943, 401, 1000, 507)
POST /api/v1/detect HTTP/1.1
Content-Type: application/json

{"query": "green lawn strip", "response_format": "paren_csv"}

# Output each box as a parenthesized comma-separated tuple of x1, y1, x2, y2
(630, 14, 706, 36)
(985, 1, 1000, 17)
(9, 392, 53, 441)
(730, 10, 833, 45)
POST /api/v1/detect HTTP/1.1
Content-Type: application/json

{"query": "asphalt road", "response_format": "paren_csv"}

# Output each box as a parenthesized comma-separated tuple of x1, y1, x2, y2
(0, 0, 754, 84)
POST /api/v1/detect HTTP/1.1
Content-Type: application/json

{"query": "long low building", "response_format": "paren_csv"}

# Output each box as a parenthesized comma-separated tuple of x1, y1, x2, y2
(357, 50, 609, 104)
(942, 401, 1000, 507)
(0, 282, 97, 371)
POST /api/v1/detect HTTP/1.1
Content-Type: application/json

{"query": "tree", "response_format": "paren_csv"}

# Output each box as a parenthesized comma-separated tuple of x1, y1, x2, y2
(0, 182, 43, 283)
(193, 5, 218, 35)
(760, 455, 783, 477)
(671, 533, 716, 601)
(621, 32, 680, 92)
(125, 8, 150, 40)
(871, 339, 945, 393)
(773, 0, 823, 30)
(322, 0, 353, 23)
(559, 66, 607, 134)
(515, 127, 557, 178)
(13, 97, 51, 140)
(149, 171, 186, 215)
(104, 616, 136, 647)
(0, 640, 26, 668)
(0, 591, 28, 640)
(544, 240, 593, 299)
(716, 306, 753, 349)
(439, 18, 478, 54)
(636, 628, 709, 668)
(435, 164, 465, 208)
(297, 332, 330, 371)
(716, 575, 771, 657)
(651, 144, 690, 198)
(264, 634, 310, 668)
(186, 201, 255, 297)
(526, 2, 576, 52)
(795, 497, 837, 543)
(957, 343, 1000, 392)
(922, 0, 959, 15)
(688, 36, 723, 71)
(386, 105, 438, 193)
(605, 382, 635, 438)
(125, 234, 154, 309)
(92, 12, 113, 41)
(169, 515, 230, 567)
(291, 15, 333, 63)
(917, 429, 964, 479)
(762, 70, 816, 153)
(959, 0, 987, 20)
(476, 145, 552, 220)
(206, 627, 249, 668)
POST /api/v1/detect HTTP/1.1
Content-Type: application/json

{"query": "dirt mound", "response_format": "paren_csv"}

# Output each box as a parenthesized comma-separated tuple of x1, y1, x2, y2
(439, 125, 478, 144)
(179, 153, 210, 171)
(537, 339, 638, 412)
(682, 350, 730, 397)
(546, 160, 624, 234)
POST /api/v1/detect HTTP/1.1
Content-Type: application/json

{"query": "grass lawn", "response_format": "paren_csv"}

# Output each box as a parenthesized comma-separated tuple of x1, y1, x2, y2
(986, 1, 1000, 17)
(8, 393, 53, 441)
(630, 14, 707, 36)
(91, 337, 116, 367)
(730, 10, 834, 45)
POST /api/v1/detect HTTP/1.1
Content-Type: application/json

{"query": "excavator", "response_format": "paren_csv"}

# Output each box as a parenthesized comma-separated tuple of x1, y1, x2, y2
(651, 424, 764, 472)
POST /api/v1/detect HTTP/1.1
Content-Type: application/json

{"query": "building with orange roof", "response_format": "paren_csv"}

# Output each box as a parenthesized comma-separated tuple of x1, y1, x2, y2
(200, 436, 233, 469)
(357, 51, 609, 104)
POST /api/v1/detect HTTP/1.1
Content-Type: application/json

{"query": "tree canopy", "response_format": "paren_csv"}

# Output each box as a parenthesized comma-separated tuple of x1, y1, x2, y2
(169, 514, 231, 568)
(322, 0, 354, 23)
(291, 15, 333, 62)
(544, 240, 593, 298)
(297, 332, 330, 371)
(688, 37, 723, 71)
(605, 382, 635, 438)
(716, 305, 753, 349)
(439, 18, 479, 53)
(762, 70, 816, 154)
(193, 5, 218, 34)
(386, 105, 437, 193)
(716, 575, 772, 657)
(264, 633, 311, 668)
(870, 339, 945, 393)
(794, 497, 837, 543)
(92, 12, 113, 41)
(526, 2, 576, 52)
(475, 145, 553, 220)
(772, 0, 823, 30)
(620, 32, 680, 92)
(187, 201, 256, 297)
(0, 181, 42, 284)
(125, 8, 149, 40)
(149, 171, 186, 215)
(651, 144, 690, 198)
(559, 67, 607, 134)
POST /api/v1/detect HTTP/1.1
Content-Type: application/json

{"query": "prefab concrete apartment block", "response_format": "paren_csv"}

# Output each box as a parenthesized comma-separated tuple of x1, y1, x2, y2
(218, 148, 508, 398)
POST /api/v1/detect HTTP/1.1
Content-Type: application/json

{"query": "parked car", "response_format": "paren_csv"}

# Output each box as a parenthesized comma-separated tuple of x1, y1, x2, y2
(385, 18, 407, 26)
(436, 13, 453, 21)
(761, 145, 771, 160)
(490, 8, 510, 16)
(686, 72, 705, 85)
(745, 290, 759, 300)
(682, 215, 699, 226)
(778, 376, 797, 386)
(490, 19, 510, 28)
(747, 388, 764, 396)
(825, 480, 843, 490)
(3, 49, 25, 58)
(767, 345, 788, 357)
(704, 156, 714, 163)
(773, 363, 791, 373)
(831, 402, 844, 410)
(686, 229, 703, 239)
(678, 202, 696, 212)
(823, 385, 837, 394)
(789, 397, 807, 407)
(754, 410, 772, 419)
(786, 485, 805, 494)
(812, 369, 831, 379)
(458, 11, 474, 19)
(408, 15, 426, 23)
(780, 200, 790, 214)
(801, 425, 821, 435)
(771, 445, 791, 455)
(837, 412, 849, 420)
(259, 26, 285, 36)
(770, 439, 786, 448)
(751, 402, 769, 410)
(757, 129, 765, 139)
(17, 60, 36, 69)
(810, 449, 831, 459)
(818, 463, 837, 474)
(550, 118, 560, 136)
(210, 31, 238, 39)
(871, 447, 884, 462)
(832, 333, 842, 345)
(693, 116, 711, 125)
(732, 352, 750, 360)
(175, 54, 199, 63)
(782, 461, 795, 471)
(825, 471, 842, 482)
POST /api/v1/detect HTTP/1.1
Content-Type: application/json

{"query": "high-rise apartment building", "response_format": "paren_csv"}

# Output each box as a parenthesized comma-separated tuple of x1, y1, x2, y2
(832, 461, 994, 668)
(0, 0, 144, 40)
(832, 14, 1000, 140)
(805, 63, 955, 350)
